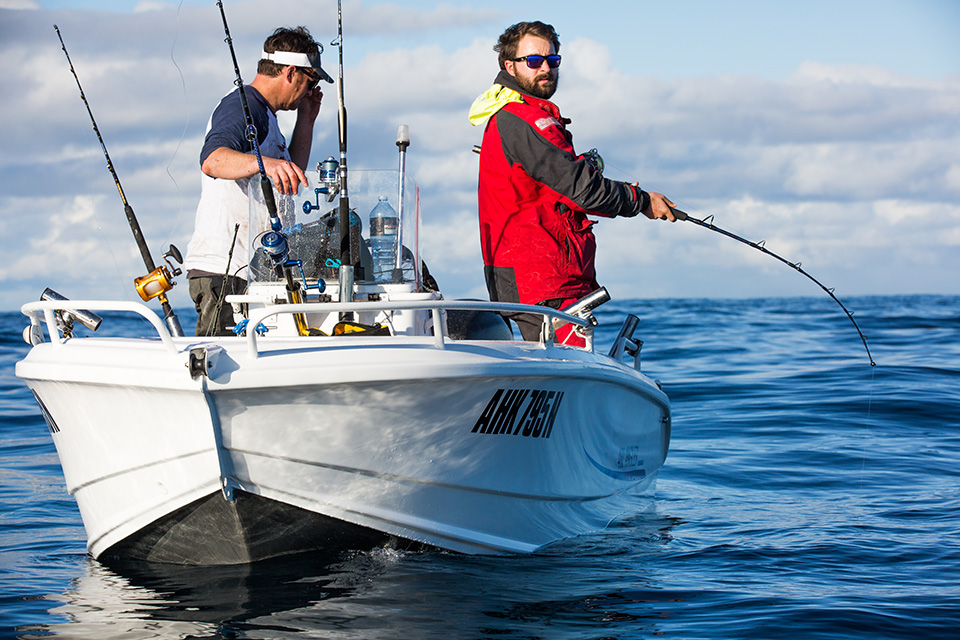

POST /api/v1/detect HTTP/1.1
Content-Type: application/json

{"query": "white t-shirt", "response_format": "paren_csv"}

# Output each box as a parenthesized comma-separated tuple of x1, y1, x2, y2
(183, 86, 292, 279)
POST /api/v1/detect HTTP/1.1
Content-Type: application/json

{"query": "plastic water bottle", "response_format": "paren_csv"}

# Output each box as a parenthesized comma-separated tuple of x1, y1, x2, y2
(369, 196, 398, 282)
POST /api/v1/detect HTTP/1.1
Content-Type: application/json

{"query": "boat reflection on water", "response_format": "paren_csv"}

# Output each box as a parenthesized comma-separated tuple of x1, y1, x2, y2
(30, 502, 682, 639)
(39, 549, 388, 637)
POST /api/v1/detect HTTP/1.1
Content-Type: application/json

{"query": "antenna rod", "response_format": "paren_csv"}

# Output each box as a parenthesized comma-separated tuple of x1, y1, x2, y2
(395, 124, 410, 278)
(54, 25, 183, 337)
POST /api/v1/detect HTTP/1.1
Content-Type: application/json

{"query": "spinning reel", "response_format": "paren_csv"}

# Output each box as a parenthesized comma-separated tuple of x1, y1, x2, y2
(303, 157, 341, 214)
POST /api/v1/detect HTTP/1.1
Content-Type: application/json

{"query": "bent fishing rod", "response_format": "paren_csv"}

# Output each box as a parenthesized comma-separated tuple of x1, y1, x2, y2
(669, 206, 875, 366)
(54, 25, 184, 337)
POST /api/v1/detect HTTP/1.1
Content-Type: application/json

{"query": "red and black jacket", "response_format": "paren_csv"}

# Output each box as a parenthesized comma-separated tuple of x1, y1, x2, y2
(477, 71, 648, 306)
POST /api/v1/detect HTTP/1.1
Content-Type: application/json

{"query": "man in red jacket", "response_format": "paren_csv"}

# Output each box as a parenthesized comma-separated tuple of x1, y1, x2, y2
(469, 21, 677, 345)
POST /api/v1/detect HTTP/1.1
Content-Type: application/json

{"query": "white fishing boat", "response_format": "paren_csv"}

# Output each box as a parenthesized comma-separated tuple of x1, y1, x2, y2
(15, 9, 671, 565)
(15, 182, 670, 563)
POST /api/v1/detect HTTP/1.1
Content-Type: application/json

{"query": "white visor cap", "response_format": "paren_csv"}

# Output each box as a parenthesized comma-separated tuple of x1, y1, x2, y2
(261, 49, 334, 83)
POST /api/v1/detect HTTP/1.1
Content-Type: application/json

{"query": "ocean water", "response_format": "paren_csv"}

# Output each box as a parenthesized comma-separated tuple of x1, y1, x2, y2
(1, 295, 958, 639)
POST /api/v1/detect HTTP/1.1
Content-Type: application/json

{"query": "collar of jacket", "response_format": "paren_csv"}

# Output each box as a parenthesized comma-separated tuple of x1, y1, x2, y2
(468, 70, 561, 127)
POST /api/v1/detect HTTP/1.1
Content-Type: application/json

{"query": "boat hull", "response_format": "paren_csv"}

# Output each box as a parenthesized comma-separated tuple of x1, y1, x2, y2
(215, 374, 668, 554)
(18, 327, 669, 563)
(19, 339, 222, 560)
(102, 490, 393, 563)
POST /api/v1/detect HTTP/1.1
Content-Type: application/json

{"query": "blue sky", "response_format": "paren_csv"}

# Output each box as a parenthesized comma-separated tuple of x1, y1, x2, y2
(1, 0, 958, 310)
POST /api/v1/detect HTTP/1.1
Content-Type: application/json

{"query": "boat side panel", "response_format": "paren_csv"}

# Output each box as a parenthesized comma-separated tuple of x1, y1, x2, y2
(213, 372, 668, 553)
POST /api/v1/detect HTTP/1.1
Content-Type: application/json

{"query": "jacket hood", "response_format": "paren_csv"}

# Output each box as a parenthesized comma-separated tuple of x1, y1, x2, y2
(468, 70, 527, 127)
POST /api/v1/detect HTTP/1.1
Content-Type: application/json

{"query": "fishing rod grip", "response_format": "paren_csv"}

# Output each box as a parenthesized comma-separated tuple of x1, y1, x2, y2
(124, 204, 158, 271)
(338, 197, 351, 266)
(259, 176, 281, 230)
(669, 206, 688, 221)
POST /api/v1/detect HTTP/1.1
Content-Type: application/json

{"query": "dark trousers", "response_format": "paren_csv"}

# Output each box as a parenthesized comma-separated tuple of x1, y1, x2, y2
(507, 297, 583, 345)
(188, 275, 246, 337)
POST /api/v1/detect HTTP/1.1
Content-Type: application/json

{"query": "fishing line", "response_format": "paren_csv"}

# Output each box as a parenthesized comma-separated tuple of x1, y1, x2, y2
(160, 0, 190, 251)
(858, 363, 878, 488)
(90, 197, 133, 305)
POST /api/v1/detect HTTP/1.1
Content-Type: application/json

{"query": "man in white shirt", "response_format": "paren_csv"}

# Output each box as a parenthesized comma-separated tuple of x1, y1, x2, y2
(183, 26, 331, 336)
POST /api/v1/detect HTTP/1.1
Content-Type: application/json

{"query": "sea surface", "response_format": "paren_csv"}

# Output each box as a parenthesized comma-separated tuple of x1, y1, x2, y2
(1, 295, 958, 639)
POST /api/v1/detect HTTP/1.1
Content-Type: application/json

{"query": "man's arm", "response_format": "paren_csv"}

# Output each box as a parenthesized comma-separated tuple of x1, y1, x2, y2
(201, 149, 308, 195)
(496, 110, 638, 215)
(199, 88, 309, 195)
(497, 110, 676, 220)
(287, 88, 323, 170)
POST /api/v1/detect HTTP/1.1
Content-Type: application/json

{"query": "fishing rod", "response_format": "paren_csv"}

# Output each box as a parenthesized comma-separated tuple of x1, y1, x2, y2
(216, 2, 319, 335)
(670, 206, 875, 366)
(333, 0, 356, 275)
(215, 1, 282, 244)
(54, 25, 184, 337)
(330, 0, 361, 323)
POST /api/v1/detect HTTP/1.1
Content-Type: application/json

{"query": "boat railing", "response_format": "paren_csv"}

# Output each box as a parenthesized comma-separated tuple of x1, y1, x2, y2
(21, 300, 179, 354)
(20, 298, 591, 359)
(242, 300, 591, 359)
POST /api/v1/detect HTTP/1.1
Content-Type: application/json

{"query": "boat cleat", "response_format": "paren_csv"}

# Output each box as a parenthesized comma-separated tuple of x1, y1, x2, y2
(187, 345, 224, 380)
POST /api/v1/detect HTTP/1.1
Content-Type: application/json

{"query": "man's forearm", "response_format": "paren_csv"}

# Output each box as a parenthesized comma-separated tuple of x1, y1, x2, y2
(201, 147, 259, 180)
(202, 143, 309, 195)
(288, 117, 315, 171)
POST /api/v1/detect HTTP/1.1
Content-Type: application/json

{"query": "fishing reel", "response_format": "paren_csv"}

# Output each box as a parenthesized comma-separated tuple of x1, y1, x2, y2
(134, 245, 182, 302)
(582, 148, 604, 174)
(303, 157, 341, 214)
(257, 229, 290, 277)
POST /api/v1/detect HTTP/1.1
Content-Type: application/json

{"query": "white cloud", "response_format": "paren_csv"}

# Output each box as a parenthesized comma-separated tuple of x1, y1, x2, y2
(0, 0, 39, 8)
(133, 1, 176, 11)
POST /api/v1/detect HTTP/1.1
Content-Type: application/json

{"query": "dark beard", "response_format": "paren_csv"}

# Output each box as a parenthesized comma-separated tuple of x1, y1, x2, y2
(516, 71, 558, 99)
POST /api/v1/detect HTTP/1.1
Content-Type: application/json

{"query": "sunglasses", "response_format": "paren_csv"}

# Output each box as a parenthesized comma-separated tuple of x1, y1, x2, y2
(511, 54, 561, 69)
(298, 67, 321, 89)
